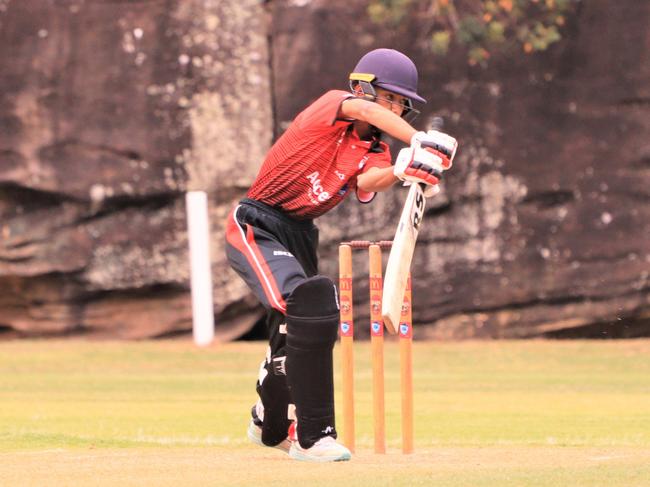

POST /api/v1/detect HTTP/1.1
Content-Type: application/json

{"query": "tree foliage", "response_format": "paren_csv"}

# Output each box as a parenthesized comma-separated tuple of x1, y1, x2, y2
(368, 0, 580, 66)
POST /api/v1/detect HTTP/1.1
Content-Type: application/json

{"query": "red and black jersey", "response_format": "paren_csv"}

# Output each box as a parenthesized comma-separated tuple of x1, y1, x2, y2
(247, 90, 392, 220)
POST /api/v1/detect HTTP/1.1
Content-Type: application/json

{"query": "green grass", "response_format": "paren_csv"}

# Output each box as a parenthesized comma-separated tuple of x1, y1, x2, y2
(0, 339, 649, 486)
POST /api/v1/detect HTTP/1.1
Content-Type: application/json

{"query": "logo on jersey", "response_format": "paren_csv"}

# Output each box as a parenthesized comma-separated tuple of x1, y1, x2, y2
(358, 154, 370, 169)
(307, 171, 331, 203)
(273, 250, 293, 257)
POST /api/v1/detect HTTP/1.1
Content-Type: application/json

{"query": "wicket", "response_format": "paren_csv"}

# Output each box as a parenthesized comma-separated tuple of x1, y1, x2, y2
(338, 240, 414, 454)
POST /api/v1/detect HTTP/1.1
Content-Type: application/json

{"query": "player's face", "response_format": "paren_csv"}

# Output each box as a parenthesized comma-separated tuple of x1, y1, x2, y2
(374, 87, 410, 117)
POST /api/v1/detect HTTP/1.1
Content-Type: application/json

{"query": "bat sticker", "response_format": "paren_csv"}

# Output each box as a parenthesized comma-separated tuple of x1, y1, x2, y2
(412, 187, 425, 230)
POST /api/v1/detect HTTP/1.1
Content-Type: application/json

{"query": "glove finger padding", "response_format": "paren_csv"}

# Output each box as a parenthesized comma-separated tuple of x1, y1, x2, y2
(409, 160, 443, 180)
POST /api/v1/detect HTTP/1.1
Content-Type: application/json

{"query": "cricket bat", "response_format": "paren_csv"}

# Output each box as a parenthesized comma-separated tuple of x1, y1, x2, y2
(382, 117, 444, 334)
(381, 182, 426, 334)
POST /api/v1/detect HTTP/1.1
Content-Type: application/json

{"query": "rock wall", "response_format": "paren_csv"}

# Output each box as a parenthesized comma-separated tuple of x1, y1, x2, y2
(0, 0, 271, 339)
(269, 0, 650, 339)
(0, 0, 648, 339)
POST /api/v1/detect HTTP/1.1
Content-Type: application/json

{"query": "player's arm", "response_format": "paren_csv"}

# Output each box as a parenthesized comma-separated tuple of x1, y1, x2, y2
(343, 97, 458, 194)
(357, 131, 458, 193)
(341, 98, 415, 193)
(340, 97, 417, 145)
(356, 166, 398, 193)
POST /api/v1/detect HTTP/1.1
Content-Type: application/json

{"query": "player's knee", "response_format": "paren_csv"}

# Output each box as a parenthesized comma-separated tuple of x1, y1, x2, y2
(285, 275, 339, 349)
(286, 275, 338, 319)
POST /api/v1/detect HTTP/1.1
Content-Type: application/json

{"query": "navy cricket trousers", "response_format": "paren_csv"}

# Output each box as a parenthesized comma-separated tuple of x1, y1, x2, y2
(225, 198, 343, 447)
(225, 198, 319, 352)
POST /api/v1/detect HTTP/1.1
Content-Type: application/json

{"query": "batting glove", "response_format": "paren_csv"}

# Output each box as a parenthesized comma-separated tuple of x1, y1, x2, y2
(393, 146, 440, 194)
(393, 130, 458, 197)
(412, 130, 458, 169)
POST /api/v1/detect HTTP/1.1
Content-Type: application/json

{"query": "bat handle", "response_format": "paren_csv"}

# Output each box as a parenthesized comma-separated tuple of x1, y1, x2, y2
(430, 116, 444, 132)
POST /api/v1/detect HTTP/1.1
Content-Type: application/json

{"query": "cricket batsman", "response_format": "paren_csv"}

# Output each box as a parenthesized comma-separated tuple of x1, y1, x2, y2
(225, 48, 458, 462)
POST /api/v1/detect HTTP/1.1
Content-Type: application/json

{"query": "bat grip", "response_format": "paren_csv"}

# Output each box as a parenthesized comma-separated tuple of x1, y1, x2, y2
(430, 116, 444, 132)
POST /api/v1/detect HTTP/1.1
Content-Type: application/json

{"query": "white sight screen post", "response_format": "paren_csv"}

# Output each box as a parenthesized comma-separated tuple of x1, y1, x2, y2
(185, 191, 215, 346)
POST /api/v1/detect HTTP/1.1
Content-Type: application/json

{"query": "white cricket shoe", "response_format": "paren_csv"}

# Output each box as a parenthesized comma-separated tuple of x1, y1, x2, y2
(289, 436, 351, 462)
(247, 420, 292, 453)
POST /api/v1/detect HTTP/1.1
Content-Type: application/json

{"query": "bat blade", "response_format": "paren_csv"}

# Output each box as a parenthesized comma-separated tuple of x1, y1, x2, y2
(381, 182, 426, 334)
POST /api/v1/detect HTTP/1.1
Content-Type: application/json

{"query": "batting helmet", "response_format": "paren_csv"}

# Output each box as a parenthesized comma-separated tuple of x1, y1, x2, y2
(349, 48, 426, 104)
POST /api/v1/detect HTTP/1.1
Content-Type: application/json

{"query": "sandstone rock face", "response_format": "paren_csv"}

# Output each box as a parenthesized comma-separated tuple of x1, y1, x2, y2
(269, 0, 650, 339)
(0, 0, 271, 338)
(0, 0, 648, 339)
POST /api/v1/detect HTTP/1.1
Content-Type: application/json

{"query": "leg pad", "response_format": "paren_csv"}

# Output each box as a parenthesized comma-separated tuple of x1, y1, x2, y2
(285, 276, 340, 448)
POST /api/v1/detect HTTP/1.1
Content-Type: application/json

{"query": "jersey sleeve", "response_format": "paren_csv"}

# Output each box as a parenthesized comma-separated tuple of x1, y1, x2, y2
(361, 141, 392, 171)
(295, 90, 354, 129)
